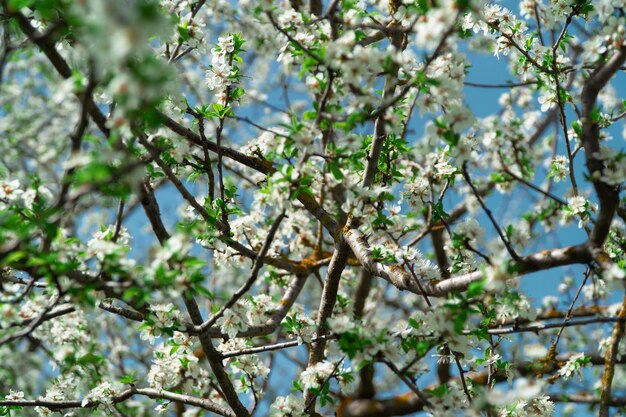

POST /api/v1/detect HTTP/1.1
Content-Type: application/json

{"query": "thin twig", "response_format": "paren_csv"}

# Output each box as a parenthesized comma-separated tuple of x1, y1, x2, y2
(199, 210, 286, 331)
(461, 164, 520, 262)
(550, 268, 590, 349)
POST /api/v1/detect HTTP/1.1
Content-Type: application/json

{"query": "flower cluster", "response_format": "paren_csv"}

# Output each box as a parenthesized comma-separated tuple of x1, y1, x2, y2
(217, 338, 270, 383)
(562, 196, 597, 228)
(402, 176, 430, 208)
(415, 1, 459, 50)
(240, 130, 286, 157)
(269, 394, 306, 417)
(0, 179, 52, 211)
(548, 156, 569, 182)
(424, 382, 470, 417)
(496, 395, 555, 417)
(34, 375, 78, 417)
(82, 381, 123, 409)
(216, 303, 249, 339)
(410, 309, 473, 355)
(557, 352, 590, 381)
(299, 361, 336, 390)
(4, 390, 24, 401)
(40, 312, 92, 364)
(594, 145, 626, 186)
(147, 332, 210, 391)
(86, 225, 136, 275)
(139, 304, 180, 344)
(206, 34, 245, 104)
(282, 313, 316, 345)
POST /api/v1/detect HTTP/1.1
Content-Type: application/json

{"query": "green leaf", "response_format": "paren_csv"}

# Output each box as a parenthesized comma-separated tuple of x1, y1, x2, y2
(120, 372, 137, 384)
(1, 250, 27, 264)
(77, 352, 104, 366)
(8, 0, 34, 9)
(432, 200, 450, 221)
(292, 380, 303, 392)
(453, 311, 467, 334)
(192, 284, 214, 299)
(424, 384, 449, 398)
(177, 25, 190, 41)
(466, 280, 484, 298)
(329, 161, 343, 180)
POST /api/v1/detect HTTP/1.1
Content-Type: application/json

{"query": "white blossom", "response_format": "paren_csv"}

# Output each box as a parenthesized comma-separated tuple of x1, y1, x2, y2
(269, 394, 306, 417)
(557, 353, 588, 381)
(299, 361, 336, 390)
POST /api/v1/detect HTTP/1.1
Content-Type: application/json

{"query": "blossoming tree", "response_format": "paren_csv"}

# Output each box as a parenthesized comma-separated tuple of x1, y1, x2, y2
(1, 0, 626, 416)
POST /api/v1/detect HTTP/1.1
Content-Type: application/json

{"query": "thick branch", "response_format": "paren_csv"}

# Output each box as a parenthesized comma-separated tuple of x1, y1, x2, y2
(580, 47, 626, 247)
(420, 244, 591, 296)
(183, 295, 250, 417)
(599, 295, 626, 417)
(304, 242, 350, 413)
(0, 388, 235, 417)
